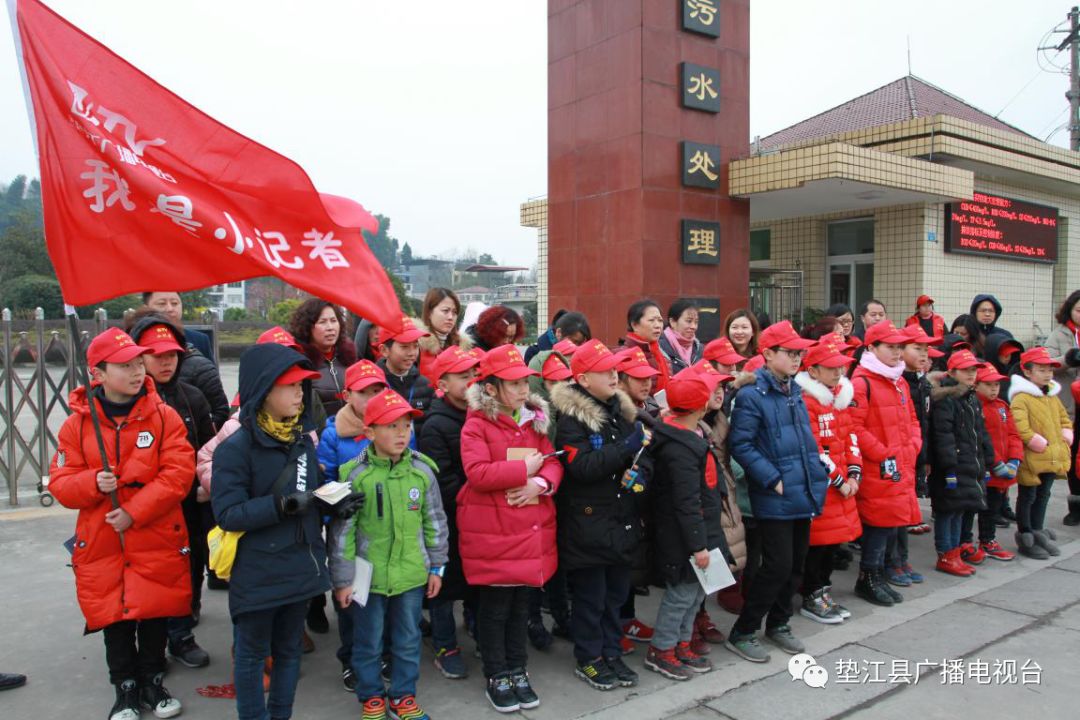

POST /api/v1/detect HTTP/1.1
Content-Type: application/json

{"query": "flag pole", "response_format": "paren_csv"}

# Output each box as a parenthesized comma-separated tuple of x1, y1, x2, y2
(66, 305, 124, 548)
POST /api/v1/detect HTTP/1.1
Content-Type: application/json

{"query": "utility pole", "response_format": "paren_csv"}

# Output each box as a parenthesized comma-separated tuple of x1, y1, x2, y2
(1061, 6, 1080, 150)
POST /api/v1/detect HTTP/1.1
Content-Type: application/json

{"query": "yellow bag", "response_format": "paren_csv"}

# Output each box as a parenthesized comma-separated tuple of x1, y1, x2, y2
(207, 526, 245, 580)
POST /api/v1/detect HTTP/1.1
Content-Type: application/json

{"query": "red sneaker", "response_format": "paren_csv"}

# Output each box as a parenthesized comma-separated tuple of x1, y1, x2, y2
(980, 540, 1015, 561)
(959, 542, 985, 565)
(693, 608, 725, 644)
(689, 627, 711, 656)
(620, 636, 636, 655)
(622, 618, 653, 643)
(935, 548, 975, 576)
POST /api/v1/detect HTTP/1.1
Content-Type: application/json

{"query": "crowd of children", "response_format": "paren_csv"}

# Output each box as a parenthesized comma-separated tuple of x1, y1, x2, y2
(48, 291, 1076, 720)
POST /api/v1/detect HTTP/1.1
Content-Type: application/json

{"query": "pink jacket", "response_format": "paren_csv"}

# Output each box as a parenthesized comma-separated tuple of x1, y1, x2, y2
(457, 384, 562, 587)
(196, 416, 318, 500)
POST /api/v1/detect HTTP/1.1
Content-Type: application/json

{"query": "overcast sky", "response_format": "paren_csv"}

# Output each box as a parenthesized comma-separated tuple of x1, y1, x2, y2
(0, 1, 1073, 267)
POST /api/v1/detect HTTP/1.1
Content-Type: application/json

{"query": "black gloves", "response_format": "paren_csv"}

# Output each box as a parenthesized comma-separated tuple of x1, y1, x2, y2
(322, 491, 366, 519)
(1066, 348, 1080, 367)
(624, 421, 647, 453)
(278, 491, 313, 517)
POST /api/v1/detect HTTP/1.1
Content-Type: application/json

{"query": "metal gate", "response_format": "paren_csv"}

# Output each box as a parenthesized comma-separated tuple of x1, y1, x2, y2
(748, 268, 804, 330)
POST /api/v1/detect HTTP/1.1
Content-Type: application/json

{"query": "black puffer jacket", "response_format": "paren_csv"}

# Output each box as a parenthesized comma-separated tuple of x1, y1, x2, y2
(551, 383, 643, 572)
(928, 378, 994, 514)
(903, 369, 934, 470)
(377, 359, 434, 419)
(416, 396, 468, 600)
(969, 294, 1014, 343)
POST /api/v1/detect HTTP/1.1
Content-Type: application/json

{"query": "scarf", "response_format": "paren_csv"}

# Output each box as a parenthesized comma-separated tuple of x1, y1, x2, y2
(334, 403, 366, 440)
(627, 332, 670, 391)
(1068, 320, 1080, 349)
(663, 327, 695, 367)
(257, 408, 303, 443)
(859, 349, 905, 381)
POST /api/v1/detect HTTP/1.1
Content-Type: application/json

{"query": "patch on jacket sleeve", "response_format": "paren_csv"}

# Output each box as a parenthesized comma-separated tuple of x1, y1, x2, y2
(408, 486, 421, 511)
(136, 431, 155, 449)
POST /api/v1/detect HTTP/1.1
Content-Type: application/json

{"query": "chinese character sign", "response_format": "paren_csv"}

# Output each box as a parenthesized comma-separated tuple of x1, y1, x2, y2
(682, 220, 721, 265)
(682, 141, 722, 189)
(682, 0, 720, 37)
(9, 0, 403, 331)
(681, 62, 722, 113)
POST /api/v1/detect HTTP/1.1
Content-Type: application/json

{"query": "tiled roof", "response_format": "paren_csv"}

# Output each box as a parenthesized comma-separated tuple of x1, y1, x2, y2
(759, 75, 1033, 150)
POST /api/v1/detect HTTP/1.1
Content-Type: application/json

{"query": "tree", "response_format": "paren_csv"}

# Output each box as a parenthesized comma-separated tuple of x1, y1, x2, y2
(400, 242, 413, 266)
(386, 268, 418, 317)
(78, 294, 141, 320)
(223, 307, 249, 321)
(477, 252, 496, 266)
(1, 273, 63, 318)
(269, 298, 303, 327)
(363, 214, 399, 270)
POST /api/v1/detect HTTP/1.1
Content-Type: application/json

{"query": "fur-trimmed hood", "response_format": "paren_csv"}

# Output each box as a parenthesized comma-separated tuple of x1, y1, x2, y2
(794, 372, 854, 409)
(548, 382, 636, 433)
(412, 316, 473, 357)
(930, 376, 974, 401)
(465, 382, 551, 435)
(1008, 373, 1062, 401)
(734, 371, 758, 390)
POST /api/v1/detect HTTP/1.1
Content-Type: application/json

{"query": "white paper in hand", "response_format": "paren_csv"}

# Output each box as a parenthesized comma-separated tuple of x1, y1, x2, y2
(689, 548, 736, 594)
(314, 481, 351, 505)
(352, 556, 374, 607)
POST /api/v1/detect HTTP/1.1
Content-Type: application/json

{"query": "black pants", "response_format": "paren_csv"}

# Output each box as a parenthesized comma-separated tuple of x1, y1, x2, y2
(527, 566, 570, 624)
(741, 517, 763, 600)
(801, 543, 836, 595)
(619, 587, 635, 622)
(962, 487, 1006, 544)
(168, 495, 206, 643)
(733, 518, 810, 636)
(103, 618, 168, 685)
(1017, 476, 1056, 532)
(475, 585, 530, 678)
(567, 565, 630, 663)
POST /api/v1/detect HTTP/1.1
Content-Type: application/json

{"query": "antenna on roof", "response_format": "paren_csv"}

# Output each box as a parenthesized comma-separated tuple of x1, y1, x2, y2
(907, 35, 912, 76)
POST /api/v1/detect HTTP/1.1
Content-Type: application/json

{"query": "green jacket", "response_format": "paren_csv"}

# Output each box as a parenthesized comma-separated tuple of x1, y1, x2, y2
(328, 448, 449, 597)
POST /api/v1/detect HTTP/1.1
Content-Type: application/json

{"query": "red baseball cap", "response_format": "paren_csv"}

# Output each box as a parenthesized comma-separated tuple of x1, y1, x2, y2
(804, 338, 856, 369)
(478, 344, 537, 381)
(87, 330, 153, 367)
(703, 336, 744, 365)
(257, 326, 302, 352)
(928, 347, 945, 359)
(916, 294, 935, 307)
(379, 316, 430, 345)
(947, 349, 986, 371)
(864, 321, 909, 345)
(1020, 346, 1062, 368)
(541, 354, 573, 381)
(692, 360, 734, 383)
(274, 364, 321, 386)
(345, 359, 387, 391)
(363, 388, 422, 425)
(996, 339, 1024, 359)
(138, 324, 185, 356)
(758, 320, 815, 351)
(900, 324, 939, 345)
(616, 348, 660, 379)
(433, 346, 481, 381)
(743, 354, 765, 373)
(976, 365, 1007, 383)
(552, 338, 579, 356)
(571, 340, 622, 376)
(667, 367, 722, 413)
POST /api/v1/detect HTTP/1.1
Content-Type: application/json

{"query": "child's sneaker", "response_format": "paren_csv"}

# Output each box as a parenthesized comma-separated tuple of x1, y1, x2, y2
(486, 673, 520, 713)
(342, 664, 358, 692)
(622, 618, 653, 643)
(822, 587, 851, 619)
(109, 679, 140, 720)
(619, 636, 635, 655)
(675, 641, 714, 673)
(527, 619, 553, 651)
(935, 549, 975, 576)
(380, 655, 392, 683)
(167, 635, 210, 668)
(693, 608, 725, 643)
(362, 696, 388, 720)
(800, 589, 844, 624)
(139, 673, 181, 719)
(508, 668, 540, 709)
(643, 646, 691, 680)
(885, 566, 912, 587)
(575, 657, 618, 690)
(724, 632, 771, 663)
(959, 542, 986, 565)
(388, 694, 430, 720)
(765, 625, 805, 655)
(604, 655, 639, 687)
(900, 563, 924, 583)
(980, 540, 1015, 561)
(433, 647, 468, 679)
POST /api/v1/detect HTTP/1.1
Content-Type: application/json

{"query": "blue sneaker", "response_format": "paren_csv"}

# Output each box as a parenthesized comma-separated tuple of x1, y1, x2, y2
(433, 647, 468, 679)
(886, 566, 912, 587)
(900, 563, 924, 583)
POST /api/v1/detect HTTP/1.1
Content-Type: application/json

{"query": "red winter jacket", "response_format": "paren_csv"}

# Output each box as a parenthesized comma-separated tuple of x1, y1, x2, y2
(458, 384, 563, 587)
(795, 373, 863, 546)
(905, 312, 945, 340)
(978, 393, 1024, 489)
(49, 380, 194, 631)
(850, 363, 923, 527)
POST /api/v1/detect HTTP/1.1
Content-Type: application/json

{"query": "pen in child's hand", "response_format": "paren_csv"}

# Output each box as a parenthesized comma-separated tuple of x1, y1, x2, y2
(542, 450, 566, 459)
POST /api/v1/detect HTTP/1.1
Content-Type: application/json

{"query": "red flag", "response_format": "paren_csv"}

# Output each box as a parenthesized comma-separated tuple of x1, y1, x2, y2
(9, 0, 402, 330)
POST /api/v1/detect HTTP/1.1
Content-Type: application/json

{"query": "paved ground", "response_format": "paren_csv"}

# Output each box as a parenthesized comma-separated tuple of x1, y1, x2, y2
(1, 489, 1078, 719)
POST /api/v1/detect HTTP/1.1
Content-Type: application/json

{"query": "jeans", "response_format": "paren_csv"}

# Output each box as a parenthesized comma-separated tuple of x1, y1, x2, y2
(103, 618, 167, 685)
(1018, 476, 1056, 532)
(859, 525, 895, 571)
(652, 581, 706, 650)
(976, 487, 1006, 542)
(885, 526, 909, 568)
(429, 595, 458, 652)
(234, 600, 307, 720)
(332, 592, 354, 667)
(934, 511, 963, 554)
(350, 587, 424, 701)
(567, 565, 630, 662)
(802, 543, 836, 595)
(733, 518, 810, 636)
(168, 495, 206, 643)
(474, 585, 530, 678)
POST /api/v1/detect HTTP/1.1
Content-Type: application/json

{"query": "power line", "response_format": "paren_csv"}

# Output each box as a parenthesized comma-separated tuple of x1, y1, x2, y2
(994, 69, 1047, 118)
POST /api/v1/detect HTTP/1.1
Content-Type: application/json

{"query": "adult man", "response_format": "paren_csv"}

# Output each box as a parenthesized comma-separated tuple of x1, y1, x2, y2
(143, 292, 215, 364)
(854, 300, 887, 340)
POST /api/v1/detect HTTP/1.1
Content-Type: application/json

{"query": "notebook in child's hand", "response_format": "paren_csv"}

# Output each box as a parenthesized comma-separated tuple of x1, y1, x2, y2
(506, 448, 540, 505)
(314, 481, 351, 505)
(689, 548, 736, 594)
(351, 557, 373, 607)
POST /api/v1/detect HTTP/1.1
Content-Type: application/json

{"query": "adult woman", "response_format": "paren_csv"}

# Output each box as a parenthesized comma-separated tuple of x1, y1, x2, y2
(415, 288, 471, 383)
(621, 299, 670, 391)
(723, 309, 760, 360)
(657, 298, 703, 374)
(1045, 290, 1080, 527)
(467, 305, 526, 352)
(825, 304, 855, 340)
(950, 315, 972, 344)
(289, 298, 357, 416)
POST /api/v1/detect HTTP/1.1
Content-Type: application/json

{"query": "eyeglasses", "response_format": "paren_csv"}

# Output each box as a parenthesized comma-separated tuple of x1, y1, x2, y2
(778, 348, 805, 360)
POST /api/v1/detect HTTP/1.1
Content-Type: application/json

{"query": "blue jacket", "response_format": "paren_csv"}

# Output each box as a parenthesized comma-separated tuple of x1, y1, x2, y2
(729, 368, 828, 520)
(318, 415, 371, 484)
(211, 343, 330, 618)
